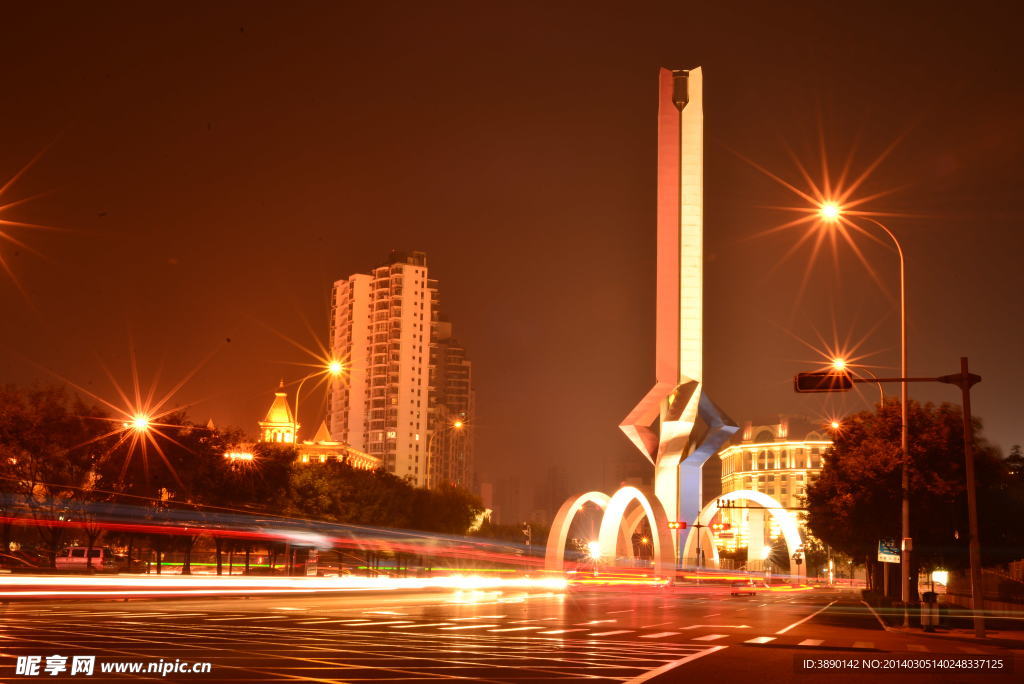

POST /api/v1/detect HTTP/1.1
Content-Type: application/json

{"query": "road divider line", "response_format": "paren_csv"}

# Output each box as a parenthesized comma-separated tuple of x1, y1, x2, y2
(539, 628, 588, 634)
(589, 630, 634, 636)
(745, 636, 776, 644)
(693, 634, 727, 641)
(640, 632, 680, 639)
(358, 620, 414, 626)
(439, 624, 499, 630)
(797, 639, 823, 646)
(775, 600, 837, 634)
(488, 626, 543, 632)
(860, 600, 891, 631)
(390, 622, 452, 629)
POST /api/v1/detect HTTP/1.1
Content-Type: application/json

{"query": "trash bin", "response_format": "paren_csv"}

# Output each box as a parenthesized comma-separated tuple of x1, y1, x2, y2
(921, 591, 939, 632)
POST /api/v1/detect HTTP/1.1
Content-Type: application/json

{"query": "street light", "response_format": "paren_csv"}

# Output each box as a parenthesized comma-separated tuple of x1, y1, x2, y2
(818, 202, 912, 625)
(426, 418, 465, 488)
(293, 360, 345, 441)
(127, 415, 151, 432)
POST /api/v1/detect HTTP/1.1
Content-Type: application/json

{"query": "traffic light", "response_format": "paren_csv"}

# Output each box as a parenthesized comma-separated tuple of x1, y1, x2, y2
(710, 523, 732, 532)
(667, 521, 687, 530)
(794, 370, 853, 393)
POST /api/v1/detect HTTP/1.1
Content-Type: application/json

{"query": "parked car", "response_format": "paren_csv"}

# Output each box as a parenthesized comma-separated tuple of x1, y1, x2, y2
(54, 546, 123, 572)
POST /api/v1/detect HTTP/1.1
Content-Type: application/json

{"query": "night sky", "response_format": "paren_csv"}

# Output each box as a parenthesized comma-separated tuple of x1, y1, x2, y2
(1, 2, 1021, 517)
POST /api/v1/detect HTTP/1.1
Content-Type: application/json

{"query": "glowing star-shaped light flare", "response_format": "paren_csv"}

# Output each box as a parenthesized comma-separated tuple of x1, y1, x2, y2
(739, 130, 915, 304)
(819, 201, 842, 222)
(0, 147, 65, 294)
(127, 415, 151, 431)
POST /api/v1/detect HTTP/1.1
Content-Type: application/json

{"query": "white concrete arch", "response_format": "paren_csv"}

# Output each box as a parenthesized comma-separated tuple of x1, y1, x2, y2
(683, 489, 803, 575)
(544, 491, 611, 572)
(597, 486, 675, 577)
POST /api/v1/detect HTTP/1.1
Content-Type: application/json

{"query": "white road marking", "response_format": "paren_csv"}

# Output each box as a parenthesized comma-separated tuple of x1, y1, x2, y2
(439, 624, 499, 630)
(860, 600, 890, 631)
(607, 609, 634, 614)
(628, 646, 729, 683)
(362, 610, 406, 615)
(704, 613, 720, 617)
(589, 630, 634, 636)
(488, 626, 543, 632)
(853, 641, 875, 649)
(539, 628, 588, 634)
(640, 632, 680, 639)
(907, 644, 928, 652)
(681, 624, 750, 629)
(390, 622, 452, 629)
(798, 639, 823, 646)
(775, 600, 837, 634)
(204, 615, 290, 621)
(746, 636, 776, 644)
(693, 634, 727, 641)
(358, 620, 414, 626)
(575, 619, 616, 625)
(642, 621, 673, 628)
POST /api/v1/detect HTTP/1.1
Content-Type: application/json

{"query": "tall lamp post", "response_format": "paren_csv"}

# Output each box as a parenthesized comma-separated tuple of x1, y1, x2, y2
(293, 360, 345, 441)
(819, 206, 912, 626)
(426, 418, 464, 488)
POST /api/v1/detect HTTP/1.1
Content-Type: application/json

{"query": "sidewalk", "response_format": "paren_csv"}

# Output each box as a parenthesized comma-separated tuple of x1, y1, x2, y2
(886, 625, 1024, 650)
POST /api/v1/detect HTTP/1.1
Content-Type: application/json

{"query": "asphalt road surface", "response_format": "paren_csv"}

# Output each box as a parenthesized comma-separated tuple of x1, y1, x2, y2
(1, 586, 1020, 682)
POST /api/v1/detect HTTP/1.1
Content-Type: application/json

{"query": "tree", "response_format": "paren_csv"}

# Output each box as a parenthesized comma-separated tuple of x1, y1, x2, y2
(805, 399, 1022, 600)
(0, 385, 116, 567)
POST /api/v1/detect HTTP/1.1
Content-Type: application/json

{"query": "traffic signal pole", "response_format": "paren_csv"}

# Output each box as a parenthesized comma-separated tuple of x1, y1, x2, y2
(794, 359, 985, 637)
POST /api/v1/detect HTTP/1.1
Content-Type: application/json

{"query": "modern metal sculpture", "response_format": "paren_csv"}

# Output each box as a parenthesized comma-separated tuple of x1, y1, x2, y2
(545, 67, 739, 574)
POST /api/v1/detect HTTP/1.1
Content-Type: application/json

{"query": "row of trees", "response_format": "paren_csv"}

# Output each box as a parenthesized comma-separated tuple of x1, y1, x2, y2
(0, 383, 484, 570)
(805, 399, 1024, 600)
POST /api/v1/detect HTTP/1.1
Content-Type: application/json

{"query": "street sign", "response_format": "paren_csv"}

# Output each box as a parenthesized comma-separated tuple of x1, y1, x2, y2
(878, 538, 900, 563)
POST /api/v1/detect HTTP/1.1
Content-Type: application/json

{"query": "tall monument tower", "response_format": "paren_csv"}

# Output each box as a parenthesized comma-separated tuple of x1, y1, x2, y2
(619, 67, 738, 545)
(546, 67, 737, 575)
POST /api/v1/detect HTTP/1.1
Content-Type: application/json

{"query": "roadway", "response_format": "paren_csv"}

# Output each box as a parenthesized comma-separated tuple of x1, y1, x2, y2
(1, 585, 1020, 681)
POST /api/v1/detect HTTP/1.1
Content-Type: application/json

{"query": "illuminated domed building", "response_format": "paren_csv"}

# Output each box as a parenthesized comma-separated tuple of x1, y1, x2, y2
(226, 383, 381, 471)
(714, 416, 832, 558)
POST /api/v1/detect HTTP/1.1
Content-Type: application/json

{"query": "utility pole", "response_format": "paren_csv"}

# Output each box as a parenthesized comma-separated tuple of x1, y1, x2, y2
(951, 357, 985, 638)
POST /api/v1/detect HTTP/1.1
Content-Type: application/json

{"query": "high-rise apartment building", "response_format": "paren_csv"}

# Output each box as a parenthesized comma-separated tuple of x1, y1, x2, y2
(328, 251, 473, 488)
(427, 319, 474, 489)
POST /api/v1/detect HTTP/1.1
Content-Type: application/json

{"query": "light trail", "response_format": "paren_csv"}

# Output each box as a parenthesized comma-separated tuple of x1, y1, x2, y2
(0, 573, 569, 600)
